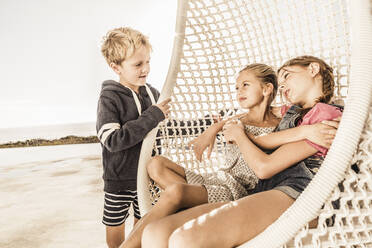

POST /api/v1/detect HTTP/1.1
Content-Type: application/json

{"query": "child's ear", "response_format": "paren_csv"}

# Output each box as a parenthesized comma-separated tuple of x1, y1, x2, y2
(263, 83, 274, 96)
(110, 62, 121, 75)
(309, 62, 320, 77)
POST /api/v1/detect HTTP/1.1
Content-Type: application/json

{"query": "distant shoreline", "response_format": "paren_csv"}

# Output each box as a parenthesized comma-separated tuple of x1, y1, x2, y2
(0, 135, 99, 149)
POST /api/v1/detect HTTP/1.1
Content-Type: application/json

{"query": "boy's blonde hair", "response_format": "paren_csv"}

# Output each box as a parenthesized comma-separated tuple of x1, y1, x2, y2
(101, 27, 152, 65)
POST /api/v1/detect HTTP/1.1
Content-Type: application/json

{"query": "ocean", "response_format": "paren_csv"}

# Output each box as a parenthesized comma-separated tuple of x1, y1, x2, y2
(0, 122, 96, 144)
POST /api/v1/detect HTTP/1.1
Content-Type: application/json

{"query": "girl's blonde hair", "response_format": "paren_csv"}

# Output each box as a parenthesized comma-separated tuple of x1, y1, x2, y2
(239, 63, 278, 107)
(278, 55, 335, 104)
(101, 27, 152, 65)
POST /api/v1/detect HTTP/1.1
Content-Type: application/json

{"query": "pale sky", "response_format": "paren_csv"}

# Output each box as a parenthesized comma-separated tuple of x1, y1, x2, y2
(0, 0, 177, 128)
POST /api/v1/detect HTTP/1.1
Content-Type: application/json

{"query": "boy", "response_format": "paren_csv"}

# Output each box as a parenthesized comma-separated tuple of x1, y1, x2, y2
(97, 27, 170, 248)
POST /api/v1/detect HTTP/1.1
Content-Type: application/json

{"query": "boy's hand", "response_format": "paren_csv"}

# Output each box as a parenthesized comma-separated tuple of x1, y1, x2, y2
(304, 116, 341, 148)
(155, 98, 171, 118)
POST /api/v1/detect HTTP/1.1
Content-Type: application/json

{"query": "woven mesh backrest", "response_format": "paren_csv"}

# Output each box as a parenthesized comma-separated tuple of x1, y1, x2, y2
(151, 0, 350, 192)
(138, 0, 372, 247)
(284, 108, 372, 247)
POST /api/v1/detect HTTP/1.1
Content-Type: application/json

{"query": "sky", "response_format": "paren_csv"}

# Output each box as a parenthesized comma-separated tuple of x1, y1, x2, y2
(0, 0, 177, 128)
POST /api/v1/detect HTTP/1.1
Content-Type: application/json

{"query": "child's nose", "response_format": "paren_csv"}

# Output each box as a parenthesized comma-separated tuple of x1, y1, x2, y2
(142, 64, 150, 73)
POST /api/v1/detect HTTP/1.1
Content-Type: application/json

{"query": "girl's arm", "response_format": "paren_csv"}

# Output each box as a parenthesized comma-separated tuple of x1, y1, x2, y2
(224, 121, 317, 179)
(190, 113, 245, 161)
(250, 120, 339, 150)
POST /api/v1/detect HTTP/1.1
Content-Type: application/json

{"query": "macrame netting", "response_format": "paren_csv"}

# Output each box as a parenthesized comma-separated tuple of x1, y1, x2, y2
(137, 0, 372, 247)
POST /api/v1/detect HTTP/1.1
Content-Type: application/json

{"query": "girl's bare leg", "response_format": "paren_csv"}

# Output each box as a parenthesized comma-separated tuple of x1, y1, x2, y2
(120, 183, 208, 248)
(133, 217, 139, 227)
(142, 202, 226, 248)
(168, 190, 294, 248)
(146, 156, 187, 189)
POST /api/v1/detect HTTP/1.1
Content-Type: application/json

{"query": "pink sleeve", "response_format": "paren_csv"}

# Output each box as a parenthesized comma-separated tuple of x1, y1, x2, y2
(281, 105, 291, 117)
(299, 103, 342, 156)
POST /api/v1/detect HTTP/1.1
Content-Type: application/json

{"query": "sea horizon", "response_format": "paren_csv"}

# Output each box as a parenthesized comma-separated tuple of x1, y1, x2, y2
(0, 122, 96, 144)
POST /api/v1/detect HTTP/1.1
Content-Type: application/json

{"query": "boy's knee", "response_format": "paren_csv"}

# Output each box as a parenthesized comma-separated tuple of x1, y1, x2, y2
(147, 156, 166, 180)
(106, 235, 123, 248)
(106, 225, 125, 248)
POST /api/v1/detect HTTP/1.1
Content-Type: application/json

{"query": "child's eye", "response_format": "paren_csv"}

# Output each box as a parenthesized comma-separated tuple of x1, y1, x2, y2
(243, 83, 249, 86)
(136, 62, 142, 67)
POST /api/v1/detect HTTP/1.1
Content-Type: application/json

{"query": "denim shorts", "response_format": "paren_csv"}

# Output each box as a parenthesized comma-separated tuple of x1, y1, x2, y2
(248, 161, 315, 200)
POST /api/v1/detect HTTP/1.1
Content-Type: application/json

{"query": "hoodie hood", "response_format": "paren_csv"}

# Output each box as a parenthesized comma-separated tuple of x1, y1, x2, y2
(101, 80, 154, 97)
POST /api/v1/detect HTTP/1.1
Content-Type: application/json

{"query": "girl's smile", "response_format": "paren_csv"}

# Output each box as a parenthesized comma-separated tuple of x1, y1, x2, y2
(238, 96, 248, 102)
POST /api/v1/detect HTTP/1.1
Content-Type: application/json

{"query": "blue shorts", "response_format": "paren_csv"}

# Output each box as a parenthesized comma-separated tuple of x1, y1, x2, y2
(248, 161, 315, 200)
(102, 190, 141, 226)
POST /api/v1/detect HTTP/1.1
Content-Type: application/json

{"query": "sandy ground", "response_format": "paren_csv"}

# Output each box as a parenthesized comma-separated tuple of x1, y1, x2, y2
(0, 143, 134, 248)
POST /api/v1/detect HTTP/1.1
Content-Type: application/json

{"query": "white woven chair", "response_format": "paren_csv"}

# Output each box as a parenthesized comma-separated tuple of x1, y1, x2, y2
(138, 0, 372, 247)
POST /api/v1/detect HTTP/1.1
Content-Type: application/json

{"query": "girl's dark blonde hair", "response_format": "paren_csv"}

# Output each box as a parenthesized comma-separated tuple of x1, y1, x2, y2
(278, 55, 335, 104)
(239, 63, 278, 107)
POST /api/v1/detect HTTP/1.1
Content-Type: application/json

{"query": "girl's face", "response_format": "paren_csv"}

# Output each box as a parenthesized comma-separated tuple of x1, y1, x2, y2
(235, 70, 265, 109)
(278, 65, 314, 106)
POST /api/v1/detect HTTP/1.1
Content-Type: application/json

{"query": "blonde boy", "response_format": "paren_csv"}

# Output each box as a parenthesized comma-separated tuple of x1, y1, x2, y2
(97, 27, 170, 248)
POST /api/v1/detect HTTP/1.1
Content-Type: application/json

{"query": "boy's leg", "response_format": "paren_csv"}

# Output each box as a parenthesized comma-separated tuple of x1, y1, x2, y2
(120, 183, 208, 248)
(146, 156, 186, 189)
(106, 224, 125, 248)
(168, 190, 294, 248)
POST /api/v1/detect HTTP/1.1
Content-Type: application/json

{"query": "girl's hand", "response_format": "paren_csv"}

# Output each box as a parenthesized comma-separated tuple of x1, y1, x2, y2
(222, 118, 245, 144)
(211, 114, 222, 123)
(304, 116, 341, 148)
(189, 128, 217, 161)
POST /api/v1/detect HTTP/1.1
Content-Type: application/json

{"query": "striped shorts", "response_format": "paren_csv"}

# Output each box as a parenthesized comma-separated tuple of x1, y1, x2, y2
(102, 190, 141, 226)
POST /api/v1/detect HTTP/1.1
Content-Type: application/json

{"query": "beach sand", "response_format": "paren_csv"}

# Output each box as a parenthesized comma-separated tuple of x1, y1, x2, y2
(0, 143, 134, 248)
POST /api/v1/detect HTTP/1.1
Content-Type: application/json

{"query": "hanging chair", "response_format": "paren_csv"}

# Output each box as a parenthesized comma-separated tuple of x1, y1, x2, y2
(137, 0, 372, 247)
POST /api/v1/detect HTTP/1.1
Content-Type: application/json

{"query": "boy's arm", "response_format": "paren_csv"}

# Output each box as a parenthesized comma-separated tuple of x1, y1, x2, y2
(97, 96, 165, 152)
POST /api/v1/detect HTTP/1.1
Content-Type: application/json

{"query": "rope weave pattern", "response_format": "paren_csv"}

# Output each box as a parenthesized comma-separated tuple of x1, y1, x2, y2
(138, 0, 372, 246)
(286, 106, 372, 247)
(150, 0, 350, 203)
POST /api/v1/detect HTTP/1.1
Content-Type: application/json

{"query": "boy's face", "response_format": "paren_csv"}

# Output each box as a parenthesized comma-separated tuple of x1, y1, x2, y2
(111, 45, 151, 91)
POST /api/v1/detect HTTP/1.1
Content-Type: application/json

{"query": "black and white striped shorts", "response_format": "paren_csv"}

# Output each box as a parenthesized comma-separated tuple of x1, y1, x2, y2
(102, 190, 141, 226)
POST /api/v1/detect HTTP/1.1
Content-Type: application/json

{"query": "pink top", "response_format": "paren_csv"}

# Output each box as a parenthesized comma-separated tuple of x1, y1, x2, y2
(281, 103, 342, 156)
